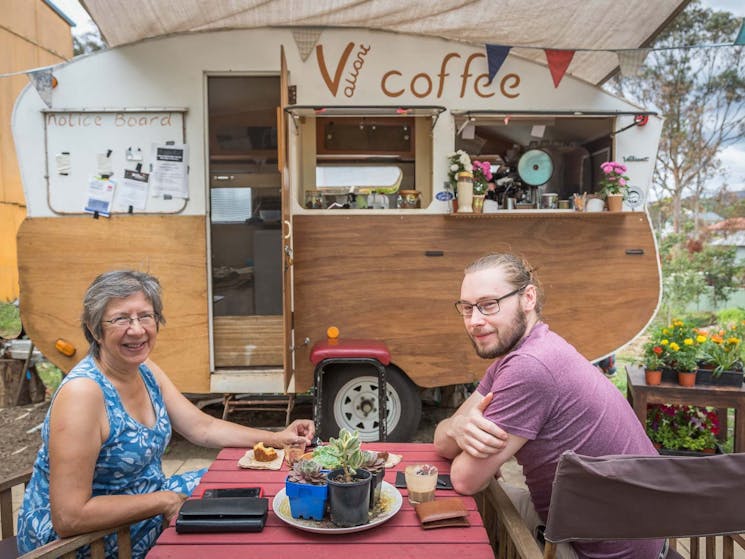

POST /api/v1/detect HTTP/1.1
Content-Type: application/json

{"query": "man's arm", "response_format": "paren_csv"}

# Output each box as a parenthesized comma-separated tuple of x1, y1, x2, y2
(434, 391, 508, 459)
(450, 433, 528, 495)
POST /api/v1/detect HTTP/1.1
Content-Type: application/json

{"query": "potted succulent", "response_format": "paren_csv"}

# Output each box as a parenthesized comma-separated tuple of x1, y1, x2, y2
(285, 459, 328, 521)
(324, 428, 372, 527)
(598, 161, 630, 212)
(361, 450, 388, 510)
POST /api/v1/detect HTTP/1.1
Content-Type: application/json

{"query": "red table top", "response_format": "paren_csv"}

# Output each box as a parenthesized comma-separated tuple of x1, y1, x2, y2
(146, 442, 495, 559)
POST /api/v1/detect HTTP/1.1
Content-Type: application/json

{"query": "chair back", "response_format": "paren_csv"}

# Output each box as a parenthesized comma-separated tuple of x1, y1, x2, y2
(544, 451, 745, 544)
(0, 468, 33, 559)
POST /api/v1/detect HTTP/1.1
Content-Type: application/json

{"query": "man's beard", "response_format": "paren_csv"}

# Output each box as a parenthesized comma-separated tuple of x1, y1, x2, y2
(469, 307, 528, 359)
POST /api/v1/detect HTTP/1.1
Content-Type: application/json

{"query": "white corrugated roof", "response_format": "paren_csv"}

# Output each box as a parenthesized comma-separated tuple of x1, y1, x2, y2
(79, 0, 689, 86)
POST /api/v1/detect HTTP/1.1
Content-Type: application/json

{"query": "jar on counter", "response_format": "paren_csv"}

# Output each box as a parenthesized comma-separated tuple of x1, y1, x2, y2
(399, 190, 421, 209)
(304, 190, 324, 209)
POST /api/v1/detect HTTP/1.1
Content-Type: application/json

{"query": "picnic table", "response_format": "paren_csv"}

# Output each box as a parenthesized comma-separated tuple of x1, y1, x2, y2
(146, 442, 495, 559)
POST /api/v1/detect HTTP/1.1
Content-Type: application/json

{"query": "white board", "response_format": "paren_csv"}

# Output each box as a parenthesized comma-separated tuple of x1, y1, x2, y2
(44, 109, 187, 214)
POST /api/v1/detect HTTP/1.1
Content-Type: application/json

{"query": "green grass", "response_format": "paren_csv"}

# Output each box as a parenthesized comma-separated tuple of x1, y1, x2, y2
(36, 361, 63, 394)
(0, 302, 22, 338)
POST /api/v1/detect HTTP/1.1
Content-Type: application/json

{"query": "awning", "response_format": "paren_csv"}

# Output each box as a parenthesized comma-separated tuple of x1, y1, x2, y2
(79, 0, 689, 86)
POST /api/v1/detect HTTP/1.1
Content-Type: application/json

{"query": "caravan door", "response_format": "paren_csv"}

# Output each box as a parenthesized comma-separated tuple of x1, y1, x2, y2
(207, 74, 287, 394)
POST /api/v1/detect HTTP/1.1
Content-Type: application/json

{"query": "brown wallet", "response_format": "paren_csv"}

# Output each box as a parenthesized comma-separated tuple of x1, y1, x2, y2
(414, 497, 470, 529)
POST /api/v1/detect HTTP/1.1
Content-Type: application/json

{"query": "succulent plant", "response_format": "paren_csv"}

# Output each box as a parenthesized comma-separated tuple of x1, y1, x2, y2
(361, 450, 387, 473)
(327, 428, 364, 482)
(287, 459, 327, 485)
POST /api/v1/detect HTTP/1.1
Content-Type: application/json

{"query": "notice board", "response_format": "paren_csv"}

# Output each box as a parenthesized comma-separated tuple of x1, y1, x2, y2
(44, 109, 187, 214)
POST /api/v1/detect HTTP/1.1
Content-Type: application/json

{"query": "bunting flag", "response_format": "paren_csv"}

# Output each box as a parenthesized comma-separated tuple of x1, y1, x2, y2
(485, 44, 511, 84)
(544, 49, 575, 87)
(735, 19, 745, 46)
(27, 68, 54, 107)
(292, 28, 323, 62)
(618, 48, 650, 76)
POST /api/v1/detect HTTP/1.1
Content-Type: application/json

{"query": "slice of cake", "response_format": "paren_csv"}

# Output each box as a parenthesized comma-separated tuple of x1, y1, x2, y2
(253, 442, 278, 462)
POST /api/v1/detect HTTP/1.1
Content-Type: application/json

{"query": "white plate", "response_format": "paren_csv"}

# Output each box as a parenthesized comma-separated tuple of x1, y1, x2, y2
(272, 480, 402, 534)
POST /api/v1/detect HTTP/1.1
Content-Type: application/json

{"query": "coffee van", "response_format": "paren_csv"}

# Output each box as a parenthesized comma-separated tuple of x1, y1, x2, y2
(12, 28, 662, 440)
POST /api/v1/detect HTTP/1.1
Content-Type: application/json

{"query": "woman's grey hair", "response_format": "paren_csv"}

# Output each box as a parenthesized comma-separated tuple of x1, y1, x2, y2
(464, 253, 545, 316)
(81, 270, 166, 358)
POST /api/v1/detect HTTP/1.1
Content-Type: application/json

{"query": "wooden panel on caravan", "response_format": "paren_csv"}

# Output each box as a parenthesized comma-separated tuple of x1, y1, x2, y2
(213, 315, 283, 367)
(292, 212, 659, 392)
(17, 215, 210, 393)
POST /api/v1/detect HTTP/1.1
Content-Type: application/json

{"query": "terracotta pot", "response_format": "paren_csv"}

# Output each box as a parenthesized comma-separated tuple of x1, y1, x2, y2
(644, 369, 662, 385)
(677, 370, 697, 387)
(606, 194, 624, 212)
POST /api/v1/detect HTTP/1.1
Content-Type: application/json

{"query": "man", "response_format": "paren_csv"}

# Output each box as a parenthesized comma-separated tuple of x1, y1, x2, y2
(434, 253, 664, 559)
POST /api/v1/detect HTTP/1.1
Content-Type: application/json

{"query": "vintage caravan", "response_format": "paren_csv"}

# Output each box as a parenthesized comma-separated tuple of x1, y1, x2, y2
(13, 27, 662, 441)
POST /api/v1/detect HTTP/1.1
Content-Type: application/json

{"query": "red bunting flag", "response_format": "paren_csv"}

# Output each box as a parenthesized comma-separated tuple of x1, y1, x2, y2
(544, 49, 575, 88)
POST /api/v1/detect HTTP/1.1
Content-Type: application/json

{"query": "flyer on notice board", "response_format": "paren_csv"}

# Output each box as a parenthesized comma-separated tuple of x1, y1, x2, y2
(150, 143, 189, 199)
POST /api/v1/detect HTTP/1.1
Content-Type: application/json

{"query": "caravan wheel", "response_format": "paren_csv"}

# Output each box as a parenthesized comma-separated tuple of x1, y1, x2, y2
(319, 366, 421, 442)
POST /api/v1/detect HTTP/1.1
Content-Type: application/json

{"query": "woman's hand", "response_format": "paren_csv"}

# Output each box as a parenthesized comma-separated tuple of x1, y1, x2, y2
(275, 419, 316, 447)
(160, 491, 188, 523)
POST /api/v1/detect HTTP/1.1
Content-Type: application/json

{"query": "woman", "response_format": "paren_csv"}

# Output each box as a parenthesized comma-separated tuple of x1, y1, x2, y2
(17, 270, 315, 558)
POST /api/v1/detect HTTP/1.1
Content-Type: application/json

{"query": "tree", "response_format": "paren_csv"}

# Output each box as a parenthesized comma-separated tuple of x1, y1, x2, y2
(609, 1, 745, 235)
(73, 29, 105, 56)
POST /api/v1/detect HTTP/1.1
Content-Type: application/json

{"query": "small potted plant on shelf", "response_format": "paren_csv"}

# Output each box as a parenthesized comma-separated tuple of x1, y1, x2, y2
(697, 325, 744, 386)
(653, 319, 702, 386)
(361, 450, 388, 510)
(285, 459, 329, 521)
(598, 161, 630, 212)
(324, 428, 372, 527)
(641, 339, 665, 385)
(646, 404, 721, 455)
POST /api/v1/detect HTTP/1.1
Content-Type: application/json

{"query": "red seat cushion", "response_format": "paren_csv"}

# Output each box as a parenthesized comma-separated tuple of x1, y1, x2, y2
(309, 339, 391, 366)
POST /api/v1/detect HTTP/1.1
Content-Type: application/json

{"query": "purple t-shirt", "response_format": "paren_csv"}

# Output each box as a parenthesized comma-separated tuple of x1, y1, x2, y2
(477, 322, 662, 559)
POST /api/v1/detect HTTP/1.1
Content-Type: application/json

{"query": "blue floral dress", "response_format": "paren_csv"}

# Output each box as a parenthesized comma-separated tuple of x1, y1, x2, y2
(17, 355, 206, 559)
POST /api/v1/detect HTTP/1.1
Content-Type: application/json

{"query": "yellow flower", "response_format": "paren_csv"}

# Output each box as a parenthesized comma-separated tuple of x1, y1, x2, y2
(661, 339, 669, 345)
(727, 337, 740, 345)
(670, 342, 680, 351)
(696, 335, 707, 343)
(662, 328, 670, 335)
(684, 338, 694, 346)
(673, 320, 684, 327)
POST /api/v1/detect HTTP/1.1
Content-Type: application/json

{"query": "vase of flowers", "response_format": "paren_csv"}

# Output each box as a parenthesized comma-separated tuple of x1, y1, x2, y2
(471, 160, 492, 213)
(598, 161, 630, 211)
(448, 150, 474, 213)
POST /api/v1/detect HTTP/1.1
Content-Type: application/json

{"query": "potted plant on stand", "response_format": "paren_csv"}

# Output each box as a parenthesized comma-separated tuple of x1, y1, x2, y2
(641, 340, 665, 385)
(655, 319, 701, 386)
(646, 404, 721, 455)
(598, 161, 630, 211)
(285, 459, 329, 521)
(324, 428, 372, 527)
(697, 326, 744, 386)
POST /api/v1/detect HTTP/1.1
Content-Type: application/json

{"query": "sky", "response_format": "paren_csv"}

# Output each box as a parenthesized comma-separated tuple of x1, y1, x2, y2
(51, 0, 745, 190)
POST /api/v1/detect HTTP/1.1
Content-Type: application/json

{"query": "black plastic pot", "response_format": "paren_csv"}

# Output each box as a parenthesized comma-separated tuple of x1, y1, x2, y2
(326, 468, 372, 527)
(367, 468, 385, 510)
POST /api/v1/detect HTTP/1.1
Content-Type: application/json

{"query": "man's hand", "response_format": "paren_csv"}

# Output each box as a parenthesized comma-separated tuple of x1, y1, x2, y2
(449, 392, 508, 458)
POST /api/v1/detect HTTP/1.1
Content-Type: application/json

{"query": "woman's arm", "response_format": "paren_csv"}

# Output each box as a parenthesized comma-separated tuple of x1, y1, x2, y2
(148, 360, 314, 449)
(48, 378, 185, 536)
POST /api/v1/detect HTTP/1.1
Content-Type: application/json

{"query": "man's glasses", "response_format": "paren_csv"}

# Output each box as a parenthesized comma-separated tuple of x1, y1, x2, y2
(454, 286, 525, 317)
(102, 313, 159, 329)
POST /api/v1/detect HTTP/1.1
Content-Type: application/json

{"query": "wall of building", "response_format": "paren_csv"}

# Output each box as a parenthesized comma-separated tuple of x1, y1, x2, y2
(0, 0, 72, 301)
